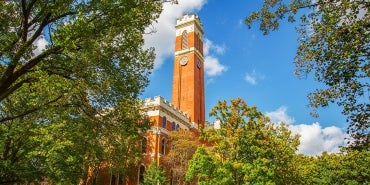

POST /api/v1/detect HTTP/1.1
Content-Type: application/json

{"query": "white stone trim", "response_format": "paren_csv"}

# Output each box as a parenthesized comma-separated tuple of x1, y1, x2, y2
(151, 126, 170, 136)
(143, 96, 190, 122)
(174, 47, 204, 60)
(175, 14, 203, 37)
(142, 96, 195, 130)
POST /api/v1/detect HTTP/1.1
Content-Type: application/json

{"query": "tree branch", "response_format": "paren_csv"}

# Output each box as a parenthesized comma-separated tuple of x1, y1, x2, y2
(15, 45, 62, 79)
(0, 95, 63, 123)
(0, 78, 37, 102)
(0, 45, 61, 102)
(48, 11, 77, 25)
(0, 2, 76, 102)
(0, 10, 53, 99)
(21, 0, 29, 42)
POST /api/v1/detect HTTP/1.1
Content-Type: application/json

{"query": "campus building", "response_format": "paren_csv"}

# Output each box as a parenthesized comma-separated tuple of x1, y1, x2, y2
(104, 14, 206, 185)
(28, 14, 205, 185)
(138, 14, 205, 185)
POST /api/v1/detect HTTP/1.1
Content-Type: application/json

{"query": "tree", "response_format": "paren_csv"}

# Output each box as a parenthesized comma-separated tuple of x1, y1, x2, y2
(0, 0, 160, 123)
(162, 130, 199, 185)
(186, 147, 222, 185)
(0, 0, 163, 183)
(245, 0, 369, 149)
(81, 101, 152, 185)
(307, 150, 370, 184)
(186, 98, 300, 185)
(143, 162, 167, 185)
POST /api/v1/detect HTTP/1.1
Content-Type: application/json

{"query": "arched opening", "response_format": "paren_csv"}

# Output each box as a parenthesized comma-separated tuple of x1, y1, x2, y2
(161, 138, 166, 155)
(181, 30, 188, 49)
(138, 165, 145, 184)
(172, 121, 176, 131)
(195, 33, 200, 50)
(162, 116, 167, 129)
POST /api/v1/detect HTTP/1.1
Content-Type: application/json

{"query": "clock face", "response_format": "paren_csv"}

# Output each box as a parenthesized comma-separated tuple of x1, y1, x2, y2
(180, 56, 188, 66)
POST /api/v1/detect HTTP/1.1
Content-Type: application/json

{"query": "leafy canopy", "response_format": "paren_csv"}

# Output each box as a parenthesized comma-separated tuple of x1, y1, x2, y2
(143, 162, 168, 185)
(0, 0, 163, 184)
(186, 98, 300, 185)
(162, 130, 199, 185)
(245, 0, 369, 149)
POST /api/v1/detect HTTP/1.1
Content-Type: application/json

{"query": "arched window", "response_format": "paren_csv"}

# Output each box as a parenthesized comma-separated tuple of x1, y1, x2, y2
(176, 124, 180, 131)
(162, 116, 167, 129)
(142, 137, 147, 153)
(138, 165, 145, 184)
(181, 31, 188, 50)
(172, 121, 176, 131)
(195, 33, 200, 50)
(161, 138, 166, 155)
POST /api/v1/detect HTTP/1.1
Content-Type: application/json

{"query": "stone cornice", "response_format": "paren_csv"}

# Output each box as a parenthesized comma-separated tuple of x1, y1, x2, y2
(174, 47, 204, 60)
(175, 14, 203, 34)
(141, 96, 193, 128)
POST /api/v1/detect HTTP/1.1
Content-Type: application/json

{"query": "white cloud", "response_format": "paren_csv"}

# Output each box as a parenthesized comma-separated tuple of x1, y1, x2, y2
(143, 0, 228, 78)
(203, 39, 227, 77)
(204, 55, 227, 76)
(214, 45, 226, 55)
(206, 78, 215, 85)
(204, 38, 225, 56)
(290, 123, 346, 156)
(266, 107, 346, 156)
(244, 70, 265, 85)
(245, 74, 256, 85)
(266, 106, 295, 125)
(143, 0, 206, 70)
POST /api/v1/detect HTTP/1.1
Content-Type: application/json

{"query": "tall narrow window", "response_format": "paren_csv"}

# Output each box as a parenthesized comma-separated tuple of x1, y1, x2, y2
(161, 138, 166, 155)
(176, 124, 180, 131)
(162, 116, 167, 129)
(139, 165, 145, 184)
(181, 31, 188, 49)
(172, 121, 176, 131)
(195, 33, 200, 50)
(142, 137, 147, 153)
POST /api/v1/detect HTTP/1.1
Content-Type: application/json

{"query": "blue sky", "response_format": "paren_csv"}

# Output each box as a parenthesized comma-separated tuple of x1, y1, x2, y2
(141, 0, 347, 155)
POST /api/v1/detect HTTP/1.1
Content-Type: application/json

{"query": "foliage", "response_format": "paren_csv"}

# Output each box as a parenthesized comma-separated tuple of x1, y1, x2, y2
(281, 149, 370, 184)
(245, 0, 370, 149)
(162, 130, 199, 185)
(186, 147, 223, 185)
(290, 154, 317, 184)
(143, 162, 168, 185)
(308, 150, 370, 184)
(0, 0, 162, 183)
(186, 98, 300, 185)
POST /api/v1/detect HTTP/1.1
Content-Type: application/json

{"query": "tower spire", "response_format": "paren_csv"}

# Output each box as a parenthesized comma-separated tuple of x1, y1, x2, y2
(172, 14, 205, 128)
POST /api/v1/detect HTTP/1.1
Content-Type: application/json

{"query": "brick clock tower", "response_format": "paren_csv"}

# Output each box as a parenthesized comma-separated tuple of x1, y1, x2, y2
(172, 14, 205, 128)
(91, 14, 206, 185)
